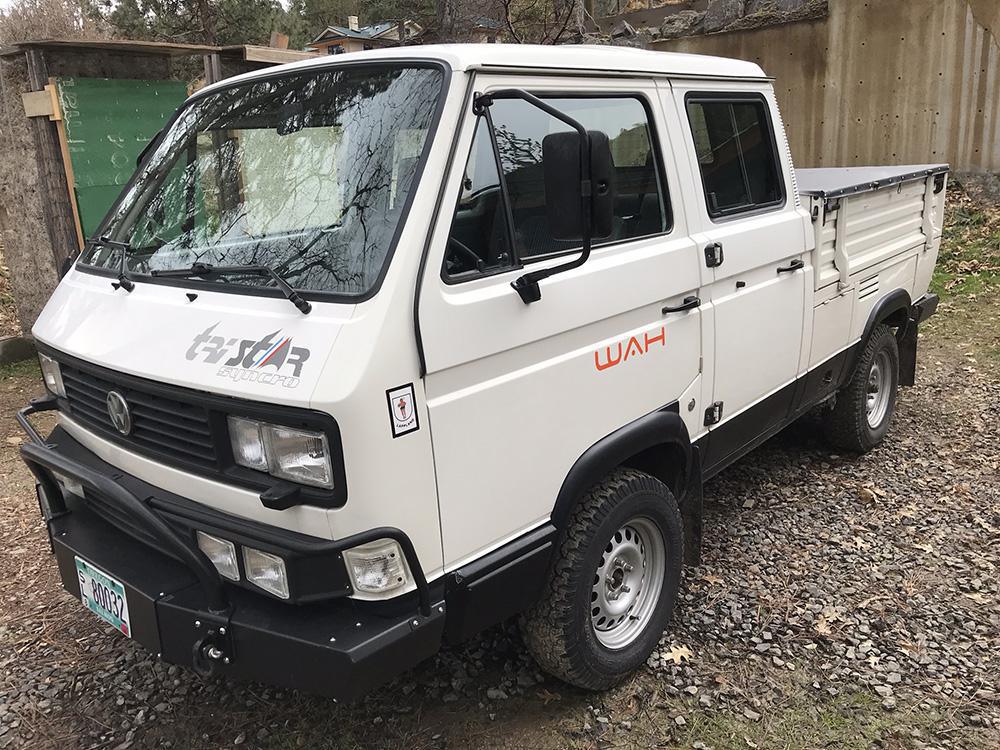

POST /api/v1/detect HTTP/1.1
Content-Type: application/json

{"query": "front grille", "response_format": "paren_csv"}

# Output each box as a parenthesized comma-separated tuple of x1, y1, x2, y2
(60, 363, 220, 472)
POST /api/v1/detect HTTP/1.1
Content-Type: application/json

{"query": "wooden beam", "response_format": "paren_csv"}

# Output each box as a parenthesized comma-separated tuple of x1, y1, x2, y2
(49, 78, 85, 252)
(203, 52, 222, 85)
(242, 46, 321, 65)
(24, 49, 81, 263)
(21, 86, 58, 119)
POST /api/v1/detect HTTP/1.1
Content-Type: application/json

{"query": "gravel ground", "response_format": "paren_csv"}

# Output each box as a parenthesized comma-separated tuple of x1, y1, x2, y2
(0, 190, 997, 749)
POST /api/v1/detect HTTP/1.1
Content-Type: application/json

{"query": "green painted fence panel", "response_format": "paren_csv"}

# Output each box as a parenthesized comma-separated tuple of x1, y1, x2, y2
(56, 77, 188, 238)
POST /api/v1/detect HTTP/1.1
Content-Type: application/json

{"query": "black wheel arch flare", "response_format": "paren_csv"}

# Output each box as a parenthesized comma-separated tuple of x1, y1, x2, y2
(551, 402, 703, 565)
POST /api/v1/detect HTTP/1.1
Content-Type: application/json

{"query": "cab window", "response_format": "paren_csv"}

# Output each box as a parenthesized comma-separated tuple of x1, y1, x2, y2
(444, 95, 670, 279)
(686, 95, 784, 218)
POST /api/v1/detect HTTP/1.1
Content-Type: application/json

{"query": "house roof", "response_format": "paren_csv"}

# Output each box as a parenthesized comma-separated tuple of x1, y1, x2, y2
(311, 21, 417, 44)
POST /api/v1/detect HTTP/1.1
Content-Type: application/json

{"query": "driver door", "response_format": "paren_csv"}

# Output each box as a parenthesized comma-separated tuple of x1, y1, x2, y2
(418, 75, 705, 570)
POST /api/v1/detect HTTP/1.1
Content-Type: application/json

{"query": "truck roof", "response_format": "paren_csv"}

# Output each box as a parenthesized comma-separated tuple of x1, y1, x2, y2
(198, 44, 768, 98)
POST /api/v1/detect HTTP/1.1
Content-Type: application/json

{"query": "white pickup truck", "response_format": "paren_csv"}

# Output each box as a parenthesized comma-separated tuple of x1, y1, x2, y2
(17, 44, 945, 698)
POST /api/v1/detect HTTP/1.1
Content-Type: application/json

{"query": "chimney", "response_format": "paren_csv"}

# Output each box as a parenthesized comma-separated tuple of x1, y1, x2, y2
(347, 15, 359, 31)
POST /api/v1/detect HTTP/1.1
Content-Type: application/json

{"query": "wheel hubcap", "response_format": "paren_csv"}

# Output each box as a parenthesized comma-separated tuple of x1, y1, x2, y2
(865, 350, 892, 428)
(591, 517, 665, 650)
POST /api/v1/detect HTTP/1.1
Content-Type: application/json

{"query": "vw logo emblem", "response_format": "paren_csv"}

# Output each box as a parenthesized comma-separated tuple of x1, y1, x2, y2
(106, 391, 132, 436)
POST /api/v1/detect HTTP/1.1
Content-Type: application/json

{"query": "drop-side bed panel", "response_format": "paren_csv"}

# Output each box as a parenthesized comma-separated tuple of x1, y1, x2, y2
(798, 164, 948, 293)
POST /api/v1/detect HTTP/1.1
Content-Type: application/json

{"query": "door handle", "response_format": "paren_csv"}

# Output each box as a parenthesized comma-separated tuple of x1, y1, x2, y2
(662, 296, 701, 314)
(777, 259, 804, 274)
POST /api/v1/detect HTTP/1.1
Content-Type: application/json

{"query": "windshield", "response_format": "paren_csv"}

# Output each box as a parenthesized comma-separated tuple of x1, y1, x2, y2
(79, 64, 445, 297)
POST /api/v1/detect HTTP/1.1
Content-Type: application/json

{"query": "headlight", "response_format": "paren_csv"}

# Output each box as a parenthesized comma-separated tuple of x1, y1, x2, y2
(243, 546, 289, 599)
(343, 539, 409, 594)
(227, 416, 333, 489)
(38, 354, 66, 397)
(196, 531, 240, 581)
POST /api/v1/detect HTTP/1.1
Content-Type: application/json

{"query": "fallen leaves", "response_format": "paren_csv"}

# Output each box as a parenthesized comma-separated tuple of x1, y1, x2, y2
(667, 644, 693, 665)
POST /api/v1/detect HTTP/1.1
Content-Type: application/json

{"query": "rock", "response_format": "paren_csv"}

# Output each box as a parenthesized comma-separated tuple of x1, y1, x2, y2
(658, 10, 706, 39)
(485, 687, 508, 701)
(704, 0, 746, 33)
(746, 0, 809, 12)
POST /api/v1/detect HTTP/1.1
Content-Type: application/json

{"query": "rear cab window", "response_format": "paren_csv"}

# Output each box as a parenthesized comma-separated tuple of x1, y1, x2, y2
(444, 94, 671, 280)
(685, 94, 784, 219)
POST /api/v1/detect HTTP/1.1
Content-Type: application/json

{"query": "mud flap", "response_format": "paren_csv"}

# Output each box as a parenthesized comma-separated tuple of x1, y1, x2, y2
(898, 320, 918, 387)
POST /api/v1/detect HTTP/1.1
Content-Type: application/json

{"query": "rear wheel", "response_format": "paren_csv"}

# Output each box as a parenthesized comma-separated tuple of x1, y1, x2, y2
(824, 324, 900, 452)
(520, 468, 682, 690)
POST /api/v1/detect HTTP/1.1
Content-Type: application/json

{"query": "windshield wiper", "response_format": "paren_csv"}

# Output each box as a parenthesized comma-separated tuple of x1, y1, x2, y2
(86, 236, 134, 293)
(151, 262, 312, 315)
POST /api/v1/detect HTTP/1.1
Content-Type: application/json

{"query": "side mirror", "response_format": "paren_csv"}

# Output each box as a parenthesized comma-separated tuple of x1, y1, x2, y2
(542, 130, 615, 241)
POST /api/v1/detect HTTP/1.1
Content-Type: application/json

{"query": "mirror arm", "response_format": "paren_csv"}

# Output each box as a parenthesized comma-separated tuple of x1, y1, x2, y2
(473, 90, 594, 305)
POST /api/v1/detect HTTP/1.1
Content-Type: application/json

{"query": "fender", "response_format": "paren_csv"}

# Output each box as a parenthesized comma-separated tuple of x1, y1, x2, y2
(844, 288, 911, 385)
(551, 403, 702, 563)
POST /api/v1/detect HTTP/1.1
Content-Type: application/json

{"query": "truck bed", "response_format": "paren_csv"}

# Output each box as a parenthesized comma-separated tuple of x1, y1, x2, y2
(797, 164, 949, 292)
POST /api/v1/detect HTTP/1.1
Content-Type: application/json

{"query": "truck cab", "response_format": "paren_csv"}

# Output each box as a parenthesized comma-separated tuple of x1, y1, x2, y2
(19, 44, 944, 698)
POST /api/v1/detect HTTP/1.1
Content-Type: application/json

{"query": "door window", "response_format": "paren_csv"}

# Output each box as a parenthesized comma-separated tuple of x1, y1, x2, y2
(686, 96, 783, 218)
(444, 95, 670, 279)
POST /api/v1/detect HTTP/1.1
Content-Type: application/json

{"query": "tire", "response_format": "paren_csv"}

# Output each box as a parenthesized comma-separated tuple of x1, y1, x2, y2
(520, 468, 683, 691)
(824, 323, 900, 453)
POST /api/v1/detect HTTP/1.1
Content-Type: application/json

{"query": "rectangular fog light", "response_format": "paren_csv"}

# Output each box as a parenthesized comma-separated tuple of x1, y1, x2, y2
(196, 531, 240, 581)
(243, 547, 289, 599)
(344, 540, 409, 594)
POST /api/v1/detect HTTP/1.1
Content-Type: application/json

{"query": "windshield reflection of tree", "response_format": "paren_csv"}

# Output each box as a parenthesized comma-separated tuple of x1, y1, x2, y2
(118, 68, 440, 296)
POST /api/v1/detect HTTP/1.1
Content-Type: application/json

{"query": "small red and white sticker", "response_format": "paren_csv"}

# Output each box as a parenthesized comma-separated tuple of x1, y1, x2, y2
(386, 383, 419, 438)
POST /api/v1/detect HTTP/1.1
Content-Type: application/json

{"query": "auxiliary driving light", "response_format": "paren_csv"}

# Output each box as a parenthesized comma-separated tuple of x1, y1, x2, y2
(343, 539, 409, 594)
(195, 531, 240, 581)
(243, 546, 290, 599)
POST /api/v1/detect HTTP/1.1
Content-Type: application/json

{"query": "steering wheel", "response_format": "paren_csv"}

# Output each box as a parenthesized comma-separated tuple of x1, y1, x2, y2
(447, 237, 484, 272)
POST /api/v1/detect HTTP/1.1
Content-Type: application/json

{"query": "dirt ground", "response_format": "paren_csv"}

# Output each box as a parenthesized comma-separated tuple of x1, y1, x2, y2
(0, 181, 997, 750)
(0, 237, 23, 338)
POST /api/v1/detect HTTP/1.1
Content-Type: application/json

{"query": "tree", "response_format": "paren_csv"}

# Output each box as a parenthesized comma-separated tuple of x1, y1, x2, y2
(497, 0, 591, 44)
(0, 0, 105, 44)
(84, 0, 285, 46)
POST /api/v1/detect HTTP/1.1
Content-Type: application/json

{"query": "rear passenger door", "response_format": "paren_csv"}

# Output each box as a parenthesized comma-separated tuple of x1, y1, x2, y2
(672, 85, 809, 474)
(419, 76, 705, 569)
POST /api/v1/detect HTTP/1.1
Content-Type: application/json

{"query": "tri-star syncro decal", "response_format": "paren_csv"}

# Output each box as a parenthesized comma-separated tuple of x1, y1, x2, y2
(186, 323, 311, 388)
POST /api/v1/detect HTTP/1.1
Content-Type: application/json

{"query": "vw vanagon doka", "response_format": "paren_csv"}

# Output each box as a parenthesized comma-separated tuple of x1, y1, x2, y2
(18, 44, 944, 698)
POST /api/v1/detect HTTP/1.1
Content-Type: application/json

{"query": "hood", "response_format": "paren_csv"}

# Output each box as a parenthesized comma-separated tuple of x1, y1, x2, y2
(32, 270, 354, 407)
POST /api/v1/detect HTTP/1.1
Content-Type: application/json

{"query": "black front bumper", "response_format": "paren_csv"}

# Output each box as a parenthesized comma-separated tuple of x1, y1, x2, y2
(18, 402, 446, 701)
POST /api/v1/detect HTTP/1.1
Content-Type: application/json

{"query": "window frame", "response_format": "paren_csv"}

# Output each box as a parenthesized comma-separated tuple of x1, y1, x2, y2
(683, 92, 786, 222)
(442, 90, 673, 285)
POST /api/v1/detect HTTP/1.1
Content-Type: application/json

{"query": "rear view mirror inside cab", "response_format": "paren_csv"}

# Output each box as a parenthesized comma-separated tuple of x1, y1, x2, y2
(542, 130, 615, 241)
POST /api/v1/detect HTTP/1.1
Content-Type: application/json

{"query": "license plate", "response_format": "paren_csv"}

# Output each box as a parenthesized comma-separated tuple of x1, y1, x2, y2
(75, 557, 132, 638)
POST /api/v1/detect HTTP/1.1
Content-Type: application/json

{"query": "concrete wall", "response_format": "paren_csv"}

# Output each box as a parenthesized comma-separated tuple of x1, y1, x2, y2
(653, 0, 1000, 172)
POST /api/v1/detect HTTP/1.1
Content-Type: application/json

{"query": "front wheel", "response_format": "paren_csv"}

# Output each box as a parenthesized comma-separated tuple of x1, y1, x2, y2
(823, 323, 900, 452)
(520, 468, 683, 690)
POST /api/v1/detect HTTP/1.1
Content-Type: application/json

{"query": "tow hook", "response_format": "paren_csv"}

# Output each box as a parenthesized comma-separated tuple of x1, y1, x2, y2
(192, 626, 232, 677)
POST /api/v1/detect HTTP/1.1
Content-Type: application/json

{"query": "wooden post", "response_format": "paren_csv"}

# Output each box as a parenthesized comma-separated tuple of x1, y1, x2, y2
(203, 53, 222, 85)
(24, 49, 81, 265)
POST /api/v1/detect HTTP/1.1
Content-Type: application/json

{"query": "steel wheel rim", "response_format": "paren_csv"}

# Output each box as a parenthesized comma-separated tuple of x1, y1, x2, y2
(590, 516, 666, 650)
(866, 350, 892, 428)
